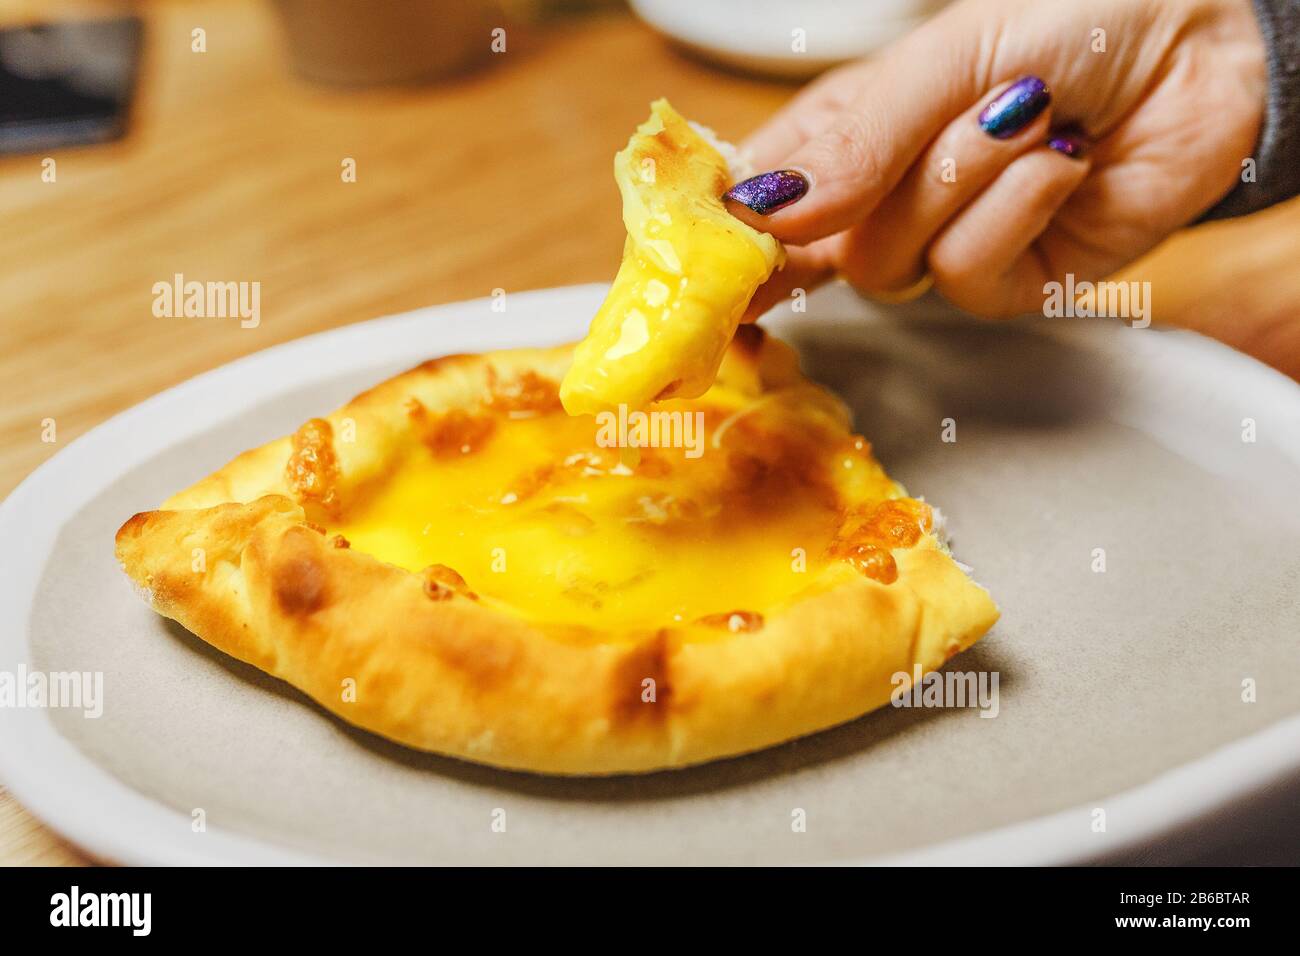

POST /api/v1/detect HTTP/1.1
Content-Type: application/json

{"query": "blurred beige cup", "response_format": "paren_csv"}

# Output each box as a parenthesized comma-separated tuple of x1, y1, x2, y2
(272, 0, 499, 86)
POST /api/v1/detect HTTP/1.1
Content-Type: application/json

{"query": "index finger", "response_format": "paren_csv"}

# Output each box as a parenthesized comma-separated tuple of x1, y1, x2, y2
(740, 59, 879, 169)
(727, 6, 994, 245)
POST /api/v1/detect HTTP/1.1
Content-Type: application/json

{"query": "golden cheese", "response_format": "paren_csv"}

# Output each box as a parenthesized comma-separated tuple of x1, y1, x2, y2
(329, 374, 899, 632)
(559, 99, 784, 417)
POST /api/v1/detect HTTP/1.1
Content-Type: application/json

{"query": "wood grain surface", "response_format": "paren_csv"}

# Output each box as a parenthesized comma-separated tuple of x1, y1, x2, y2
(2, 0, 1297, 866)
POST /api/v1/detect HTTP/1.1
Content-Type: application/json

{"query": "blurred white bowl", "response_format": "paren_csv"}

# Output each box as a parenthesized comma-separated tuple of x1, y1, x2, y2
(629, 0, 952, 78)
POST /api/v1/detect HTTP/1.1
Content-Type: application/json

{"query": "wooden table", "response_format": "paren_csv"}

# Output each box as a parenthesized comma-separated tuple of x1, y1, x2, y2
(2, 0, 1297, 866)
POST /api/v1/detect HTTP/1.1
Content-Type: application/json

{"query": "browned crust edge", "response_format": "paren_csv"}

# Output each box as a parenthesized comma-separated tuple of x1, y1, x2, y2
(114, 337, 999, 775)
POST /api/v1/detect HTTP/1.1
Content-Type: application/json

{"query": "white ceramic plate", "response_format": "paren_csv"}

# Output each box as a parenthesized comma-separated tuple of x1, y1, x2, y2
(2, 284, 1298, 866)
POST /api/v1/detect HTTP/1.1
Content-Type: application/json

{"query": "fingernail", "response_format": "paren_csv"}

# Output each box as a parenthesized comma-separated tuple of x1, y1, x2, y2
(1046, 126, 1088, 158)
(978, 76, 1051, 139)
(723, 169, 809, 215)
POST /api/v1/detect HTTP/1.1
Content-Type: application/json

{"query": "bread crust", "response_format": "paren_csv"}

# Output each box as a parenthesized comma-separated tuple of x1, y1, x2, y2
(115, 334, 998, 775)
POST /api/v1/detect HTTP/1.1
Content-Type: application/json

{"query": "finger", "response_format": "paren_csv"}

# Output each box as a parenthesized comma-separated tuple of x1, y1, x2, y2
(741, 59, 879, 169)
(839, 84, 1055, 295)
(926, 143, 1091, 316)
(741, 238, 840, 323)
(722, 11, 1001, 245)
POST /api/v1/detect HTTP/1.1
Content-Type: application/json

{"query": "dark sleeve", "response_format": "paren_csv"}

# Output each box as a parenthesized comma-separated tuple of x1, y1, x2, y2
(1201, 0, 1300, 221)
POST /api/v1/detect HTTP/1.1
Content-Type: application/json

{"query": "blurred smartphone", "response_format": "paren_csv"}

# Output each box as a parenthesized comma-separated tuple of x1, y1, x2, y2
(0, 16, 141, 154)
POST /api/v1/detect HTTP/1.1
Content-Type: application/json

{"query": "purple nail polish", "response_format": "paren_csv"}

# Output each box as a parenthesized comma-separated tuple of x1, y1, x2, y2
(978, 76, 1051, 139)
(723, 169, 809, 215)
(1046, 126, 1087, 158)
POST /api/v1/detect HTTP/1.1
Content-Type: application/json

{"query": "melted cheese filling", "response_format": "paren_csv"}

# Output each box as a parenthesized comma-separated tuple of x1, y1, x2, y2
(326, 398, 881, 631)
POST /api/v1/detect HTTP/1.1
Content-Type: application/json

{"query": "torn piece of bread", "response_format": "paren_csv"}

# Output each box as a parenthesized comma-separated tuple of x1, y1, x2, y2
(560, 99, 785, 417)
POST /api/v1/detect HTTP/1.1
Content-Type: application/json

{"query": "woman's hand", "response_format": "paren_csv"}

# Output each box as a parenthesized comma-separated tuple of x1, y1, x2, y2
(725, 0, 1267, 320)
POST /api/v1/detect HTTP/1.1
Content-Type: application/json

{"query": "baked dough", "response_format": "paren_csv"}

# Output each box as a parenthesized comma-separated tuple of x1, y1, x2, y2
(116, 328, 998, 774)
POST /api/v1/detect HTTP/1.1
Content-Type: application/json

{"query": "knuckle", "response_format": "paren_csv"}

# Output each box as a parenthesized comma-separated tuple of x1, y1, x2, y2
(836, 224, 918, 295)
(815, 111, 886, 193)
(925, 236, 968, 290)
(927, 242, 995, 315)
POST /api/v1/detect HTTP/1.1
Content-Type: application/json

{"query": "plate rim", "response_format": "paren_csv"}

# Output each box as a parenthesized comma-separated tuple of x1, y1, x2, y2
(2, 282, 1297, 866)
